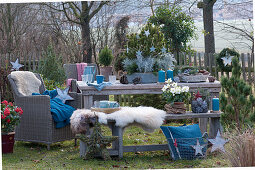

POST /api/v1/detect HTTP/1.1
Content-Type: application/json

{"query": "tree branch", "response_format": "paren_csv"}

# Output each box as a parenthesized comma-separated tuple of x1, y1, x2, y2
(215, 20, 254, 42)
(62, 3, 81, 25)
(89, 1, 108, 21)
(68, 2, 81, 19)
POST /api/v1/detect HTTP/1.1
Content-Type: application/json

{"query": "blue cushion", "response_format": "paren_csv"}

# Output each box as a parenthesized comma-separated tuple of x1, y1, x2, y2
(160, 124, 207, 160)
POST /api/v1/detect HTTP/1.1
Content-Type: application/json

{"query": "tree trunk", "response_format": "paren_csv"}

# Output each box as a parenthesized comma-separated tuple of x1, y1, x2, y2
(81, 20, 92, 63)
(202, 0, 216, 54)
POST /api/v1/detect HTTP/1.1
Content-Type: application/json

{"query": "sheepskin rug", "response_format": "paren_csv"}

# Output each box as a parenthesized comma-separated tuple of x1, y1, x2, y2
(10, 71, 41, 96)
(70, 106, 166, 134)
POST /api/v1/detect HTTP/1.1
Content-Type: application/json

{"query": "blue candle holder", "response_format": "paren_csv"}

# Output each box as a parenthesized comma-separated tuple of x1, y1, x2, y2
(212, 98, 219, 111)
(158, 70, 165, 83)
(166, 69, 173, 81)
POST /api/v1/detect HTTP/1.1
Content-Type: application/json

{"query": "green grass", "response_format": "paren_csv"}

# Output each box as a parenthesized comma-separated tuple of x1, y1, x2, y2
(3, 123, 230, 169)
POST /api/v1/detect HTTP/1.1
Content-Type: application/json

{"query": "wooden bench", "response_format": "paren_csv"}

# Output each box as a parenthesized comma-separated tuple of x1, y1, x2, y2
(80, 111, 221, 158)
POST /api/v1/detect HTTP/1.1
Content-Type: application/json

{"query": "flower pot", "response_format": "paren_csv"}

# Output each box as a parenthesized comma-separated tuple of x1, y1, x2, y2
(126, 73, 158, 84)
(165, 102, 186, 114)
(99, 66, 112, 82)
(2, 132, 15, 154)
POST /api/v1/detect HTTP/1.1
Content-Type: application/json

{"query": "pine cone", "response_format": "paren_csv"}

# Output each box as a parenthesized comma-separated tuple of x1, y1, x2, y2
(120, 75, 128, 84)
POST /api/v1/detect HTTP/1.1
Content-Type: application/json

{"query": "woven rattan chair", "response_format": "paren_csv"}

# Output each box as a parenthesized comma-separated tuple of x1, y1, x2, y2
(8, 72, 81, 150)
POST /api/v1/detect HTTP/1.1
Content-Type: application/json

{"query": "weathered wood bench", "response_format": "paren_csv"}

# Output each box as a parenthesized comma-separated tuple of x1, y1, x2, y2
(80, 111, 221, 158)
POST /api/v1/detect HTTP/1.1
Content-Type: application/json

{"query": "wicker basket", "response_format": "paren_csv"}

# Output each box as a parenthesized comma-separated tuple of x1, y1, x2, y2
(91, 107, 121, 114)
(166, 137, 208, 160)
(178, 74, 209, 83)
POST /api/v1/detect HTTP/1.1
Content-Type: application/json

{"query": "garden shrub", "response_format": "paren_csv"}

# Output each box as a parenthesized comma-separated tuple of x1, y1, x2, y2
(42, 76, 66, 91)
(38, 44, 66, 84)
(220, 56, 255, 130)
(149, 5, 196, 63)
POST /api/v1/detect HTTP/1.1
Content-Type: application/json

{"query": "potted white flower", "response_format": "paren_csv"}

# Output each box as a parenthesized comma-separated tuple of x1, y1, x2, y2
(162, 79, 191, 113)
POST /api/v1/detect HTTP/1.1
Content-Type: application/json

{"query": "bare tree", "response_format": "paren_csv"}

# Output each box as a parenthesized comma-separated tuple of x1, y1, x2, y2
(45, 1, 108, 63)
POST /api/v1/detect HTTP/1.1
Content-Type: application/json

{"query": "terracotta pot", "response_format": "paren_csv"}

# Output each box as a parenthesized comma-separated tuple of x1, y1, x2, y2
(2, 132, 15, 154)
(99, 66, 112, 82)
(174, 102, 185, 105)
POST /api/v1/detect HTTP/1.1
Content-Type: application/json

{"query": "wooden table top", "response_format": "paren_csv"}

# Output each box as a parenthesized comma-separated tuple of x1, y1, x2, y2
(77, 80, 221, 91)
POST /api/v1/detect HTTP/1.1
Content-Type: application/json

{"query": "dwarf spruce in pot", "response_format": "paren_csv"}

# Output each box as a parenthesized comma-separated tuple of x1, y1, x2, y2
(99, 46, 114, 81)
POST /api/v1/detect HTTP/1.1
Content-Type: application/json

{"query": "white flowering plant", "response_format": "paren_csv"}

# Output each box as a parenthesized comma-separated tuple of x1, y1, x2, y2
(162, 78, 191, 104)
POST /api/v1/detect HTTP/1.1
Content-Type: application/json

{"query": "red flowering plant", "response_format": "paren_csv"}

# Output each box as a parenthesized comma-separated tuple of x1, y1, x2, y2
(1, 100, 23, 134)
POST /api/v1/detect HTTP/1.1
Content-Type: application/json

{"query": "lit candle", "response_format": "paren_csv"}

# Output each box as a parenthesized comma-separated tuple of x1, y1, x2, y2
(158, 70, 165, 83)
(212, 97, 219, 111)
(166, 69, 173, 81)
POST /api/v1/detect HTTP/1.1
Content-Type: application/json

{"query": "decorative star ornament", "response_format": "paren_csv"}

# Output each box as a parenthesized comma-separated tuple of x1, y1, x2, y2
(190, 139, 206, 156)
(208, 130, 229, 153)
(136, 50, 142, 57)
(55, 87, 74, 103)
(161, 47, 167, 53)
(136, 34, 140, 39)
(144, 30, 150, 37)
(150, 46, 156, 52)
(221, 56, 234, 66)
(10, 59, 24, 71)
(76, 118, 118, 160)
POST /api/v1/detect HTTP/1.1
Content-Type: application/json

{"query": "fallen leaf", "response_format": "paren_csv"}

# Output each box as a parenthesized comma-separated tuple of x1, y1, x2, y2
(112, 165, 120, 168)
(32, 160, 40, 163)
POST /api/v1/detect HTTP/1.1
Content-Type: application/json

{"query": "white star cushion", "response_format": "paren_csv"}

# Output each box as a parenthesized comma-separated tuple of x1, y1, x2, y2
(55, 87, 74, 103)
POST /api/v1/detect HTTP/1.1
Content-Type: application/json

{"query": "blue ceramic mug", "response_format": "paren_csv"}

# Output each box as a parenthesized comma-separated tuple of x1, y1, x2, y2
(96, 75, 104, 84)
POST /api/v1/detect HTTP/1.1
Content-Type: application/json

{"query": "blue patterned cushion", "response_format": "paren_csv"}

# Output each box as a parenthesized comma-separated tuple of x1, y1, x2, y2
(160, 124, 207, 160)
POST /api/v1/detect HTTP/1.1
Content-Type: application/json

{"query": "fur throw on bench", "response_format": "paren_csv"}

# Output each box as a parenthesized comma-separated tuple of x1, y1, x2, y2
(70, 106, 166, 134)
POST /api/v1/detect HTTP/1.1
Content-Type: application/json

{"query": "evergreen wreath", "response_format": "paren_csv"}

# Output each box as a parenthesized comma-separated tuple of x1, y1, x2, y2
(216, 48, 240, 72)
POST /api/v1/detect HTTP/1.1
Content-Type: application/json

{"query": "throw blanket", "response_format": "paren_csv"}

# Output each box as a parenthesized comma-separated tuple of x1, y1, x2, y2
(10, 71, 41, 96)
(33, 90, 75, 128)
(87, 82, 112, 91)
(70, 107, 166, 133)
(76, 63, 87, 81)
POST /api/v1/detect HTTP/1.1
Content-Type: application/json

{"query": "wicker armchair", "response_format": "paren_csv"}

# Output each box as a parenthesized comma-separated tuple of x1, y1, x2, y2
(8, 73, 81, 150)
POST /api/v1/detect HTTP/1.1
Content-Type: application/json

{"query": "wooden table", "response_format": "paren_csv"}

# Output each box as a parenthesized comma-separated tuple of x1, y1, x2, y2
(77, 81, 221, 109)
(77, 81, 222, 158)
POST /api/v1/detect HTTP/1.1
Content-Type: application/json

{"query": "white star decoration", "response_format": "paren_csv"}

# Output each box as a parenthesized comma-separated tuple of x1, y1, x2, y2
(221, 56, 234, 66)
(161, 47, 166, 53)
(150, 46, 156, 52)
(208, 130, 228, 153)
(55, 87, 74, 104)
(190, 139, 206, 156)
(144, 30, 150, 37)
(10, 59, 24, 71)
(136, 50, 142, 57)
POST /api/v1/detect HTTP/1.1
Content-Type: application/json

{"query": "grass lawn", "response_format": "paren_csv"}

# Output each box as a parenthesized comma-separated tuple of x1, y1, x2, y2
(3, 123, 230, 169)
